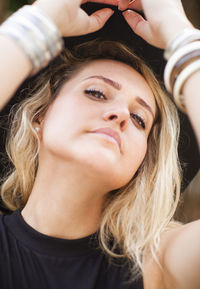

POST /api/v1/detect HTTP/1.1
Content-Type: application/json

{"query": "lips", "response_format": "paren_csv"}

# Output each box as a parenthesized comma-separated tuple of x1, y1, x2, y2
(90, 127, 122, 152)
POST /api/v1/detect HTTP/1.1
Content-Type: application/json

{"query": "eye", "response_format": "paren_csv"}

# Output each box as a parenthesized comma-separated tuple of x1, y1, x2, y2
(84, 89, 106, 100)
(130, 113, 146, 129)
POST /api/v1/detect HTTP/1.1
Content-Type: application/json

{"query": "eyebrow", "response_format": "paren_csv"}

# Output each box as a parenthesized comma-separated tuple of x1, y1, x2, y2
(84, 75, 121, 90)
(83, 75, 155, 120)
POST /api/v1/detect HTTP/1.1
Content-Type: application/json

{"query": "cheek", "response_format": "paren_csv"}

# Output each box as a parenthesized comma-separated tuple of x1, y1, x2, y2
(42, 96, 83, 133)
(114, 138, 147, 189)
(40, 96, 96, 157)
(136, 137, 147, 161)
(40, 106, 71, 153)
(126, 135, 147, 172)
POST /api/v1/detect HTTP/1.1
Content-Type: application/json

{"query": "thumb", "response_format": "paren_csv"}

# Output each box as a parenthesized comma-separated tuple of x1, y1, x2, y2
(87, 8, 114, 34)
(122, 10, 153, 44)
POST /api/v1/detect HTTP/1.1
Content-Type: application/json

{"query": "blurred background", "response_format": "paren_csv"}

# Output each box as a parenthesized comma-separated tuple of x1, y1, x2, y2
(0, 0, 199, 222)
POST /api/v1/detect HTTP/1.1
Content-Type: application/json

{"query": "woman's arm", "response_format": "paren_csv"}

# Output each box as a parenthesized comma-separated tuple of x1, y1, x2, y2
(0, 35, 32, 110)
(163, 220, 200, 289)
(143, 220, 200, 289)
(118, 1, 200, 288)
(0, 0, 116, 111)
(120, 0, 200, 146)
(182, 70, 200, 145)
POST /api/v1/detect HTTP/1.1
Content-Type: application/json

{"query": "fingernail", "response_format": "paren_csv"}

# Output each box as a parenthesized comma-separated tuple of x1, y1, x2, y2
(118, 1, 123, 11)
(122, 9, 132, 14)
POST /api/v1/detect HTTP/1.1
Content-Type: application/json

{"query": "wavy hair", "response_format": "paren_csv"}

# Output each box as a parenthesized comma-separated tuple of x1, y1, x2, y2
(0, 39, 181, 279)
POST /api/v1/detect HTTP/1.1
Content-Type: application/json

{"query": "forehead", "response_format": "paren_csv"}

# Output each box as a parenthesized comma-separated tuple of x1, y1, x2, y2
(77, 59, 146, 84)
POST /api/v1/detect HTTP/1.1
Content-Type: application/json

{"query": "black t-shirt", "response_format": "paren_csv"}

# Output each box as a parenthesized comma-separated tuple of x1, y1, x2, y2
(0, 210, 143, 289)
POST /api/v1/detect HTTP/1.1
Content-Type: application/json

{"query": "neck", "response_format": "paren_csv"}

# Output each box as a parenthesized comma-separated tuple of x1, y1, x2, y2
(21, 158, 108, 240)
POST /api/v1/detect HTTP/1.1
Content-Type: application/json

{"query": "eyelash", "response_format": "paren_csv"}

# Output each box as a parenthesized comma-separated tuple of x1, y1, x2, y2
(85, 88, 106, 100)
(84, 89, 146, 129)
(130, 113, 146, 129)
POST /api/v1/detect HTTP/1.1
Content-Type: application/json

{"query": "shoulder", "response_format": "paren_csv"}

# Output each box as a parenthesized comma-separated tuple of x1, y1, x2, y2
(163, 220, 200, 289)
(143, 220, 200, 289)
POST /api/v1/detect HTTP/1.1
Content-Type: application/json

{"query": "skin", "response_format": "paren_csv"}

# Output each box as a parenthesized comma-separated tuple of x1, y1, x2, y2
(21, 59, 156, 240)
(0, 0, 199, 288)
(143, 220, 200, 289)
(33, 0, 117, 36)
(116, 2, 200, 288)
(0, 0, 117, 108)
(119, 0, 193, 49)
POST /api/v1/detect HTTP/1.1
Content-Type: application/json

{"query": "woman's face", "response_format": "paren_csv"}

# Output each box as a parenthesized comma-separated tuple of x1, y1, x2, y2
(39, 59, 156, 191)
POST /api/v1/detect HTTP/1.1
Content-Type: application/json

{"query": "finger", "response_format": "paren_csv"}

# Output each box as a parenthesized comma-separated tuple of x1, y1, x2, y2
(86, 8, 114, 34)
(87, 0, 118, 5)
(127, 0, 142, 11)
(118, 0, 131, 11)
(122, 10, 153, 43)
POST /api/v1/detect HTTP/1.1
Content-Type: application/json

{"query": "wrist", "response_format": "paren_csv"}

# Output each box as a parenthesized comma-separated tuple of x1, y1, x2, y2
(32, 1, 65, 36)
(161, 17, 194, 49)
(0, 5, 64, 76)
(163, 28, 200, 113)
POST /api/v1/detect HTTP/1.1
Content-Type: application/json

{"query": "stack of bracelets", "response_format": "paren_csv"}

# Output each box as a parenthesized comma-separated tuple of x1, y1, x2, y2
(164, 28, 200, 113)
(0, 5, 64, 76)
(0, 5, 199, 114)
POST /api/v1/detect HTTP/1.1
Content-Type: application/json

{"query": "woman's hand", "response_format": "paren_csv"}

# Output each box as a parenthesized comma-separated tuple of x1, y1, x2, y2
(119, 0, 193, 49)
(33, 0, 117, 37)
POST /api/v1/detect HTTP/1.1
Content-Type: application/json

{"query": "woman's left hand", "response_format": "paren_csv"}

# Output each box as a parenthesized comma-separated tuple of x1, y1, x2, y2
(118, 0, 193, 49)
(33, 0, 118, 37)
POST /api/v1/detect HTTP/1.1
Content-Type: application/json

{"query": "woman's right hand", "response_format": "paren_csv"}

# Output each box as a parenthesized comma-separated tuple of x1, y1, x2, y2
(119, 0, 194, 49)
(33, 0, 117, 37)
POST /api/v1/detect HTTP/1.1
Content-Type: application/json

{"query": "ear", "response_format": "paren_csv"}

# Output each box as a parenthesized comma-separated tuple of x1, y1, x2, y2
(33, 116, 44, 139)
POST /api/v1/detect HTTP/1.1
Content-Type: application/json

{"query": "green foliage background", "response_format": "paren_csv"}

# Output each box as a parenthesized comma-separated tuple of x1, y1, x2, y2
(0, 0, 33, 23)
(10, 0, 33, 12)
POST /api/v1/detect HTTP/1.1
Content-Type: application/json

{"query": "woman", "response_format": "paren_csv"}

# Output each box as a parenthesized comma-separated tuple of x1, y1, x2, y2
(0, 0, 199, 289)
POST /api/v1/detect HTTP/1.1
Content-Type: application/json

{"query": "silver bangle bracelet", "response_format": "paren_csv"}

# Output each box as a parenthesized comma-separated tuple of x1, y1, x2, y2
(19, 5, 63, 57)
(164, 28, 200, 60)
(0, 24, 41, 72)
(173, 59, 200, 113)
(8, 15, 52, 66)
(164, 41, 200, 93)
(0, 5, 64, 76)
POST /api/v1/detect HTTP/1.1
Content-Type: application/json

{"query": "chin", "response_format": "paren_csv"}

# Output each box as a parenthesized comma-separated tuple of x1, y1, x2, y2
(79, 156, 134, 190)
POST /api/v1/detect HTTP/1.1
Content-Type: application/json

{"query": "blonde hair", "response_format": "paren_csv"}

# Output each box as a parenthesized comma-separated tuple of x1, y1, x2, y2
(0, 39, 181, 279)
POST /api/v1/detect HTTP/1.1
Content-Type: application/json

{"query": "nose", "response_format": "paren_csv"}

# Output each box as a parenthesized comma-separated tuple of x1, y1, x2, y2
(102, 108, 129, 131)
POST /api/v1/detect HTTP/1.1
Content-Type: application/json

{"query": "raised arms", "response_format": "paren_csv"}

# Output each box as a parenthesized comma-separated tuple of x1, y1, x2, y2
(0, 0, 116, 110)
(120, 0, 200, 146)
